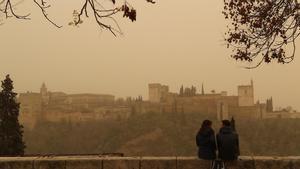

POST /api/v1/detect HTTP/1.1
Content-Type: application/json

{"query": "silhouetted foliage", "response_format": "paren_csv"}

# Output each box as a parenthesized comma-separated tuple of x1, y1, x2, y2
(179, 85, 184, 96)
(0, 0, 155, 35)
(0, 75, 25, 156)
(223, 0, 300, 68)
(179, 86, 197, 97)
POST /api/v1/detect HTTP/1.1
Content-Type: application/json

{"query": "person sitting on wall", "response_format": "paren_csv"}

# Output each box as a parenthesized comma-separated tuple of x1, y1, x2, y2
(196, 120, 217, 160)
(216, 120, 240, 161)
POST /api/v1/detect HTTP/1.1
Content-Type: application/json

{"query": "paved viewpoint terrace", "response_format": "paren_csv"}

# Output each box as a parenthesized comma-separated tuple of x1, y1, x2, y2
(0, 156, 299, 169)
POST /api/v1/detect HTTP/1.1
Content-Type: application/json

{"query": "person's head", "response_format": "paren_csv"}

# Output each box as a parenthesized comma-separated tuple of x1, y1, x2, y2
(200, 120, 212, 132)
(222, 120, 231, 127)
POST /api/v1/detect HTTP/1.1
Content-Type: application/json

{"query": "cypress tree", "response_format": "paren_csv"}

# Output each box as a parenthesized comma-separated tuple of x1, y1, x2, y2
(0, 75, 25, 156)
(231, 116, 236, 132)
(179, 85, 184, 96)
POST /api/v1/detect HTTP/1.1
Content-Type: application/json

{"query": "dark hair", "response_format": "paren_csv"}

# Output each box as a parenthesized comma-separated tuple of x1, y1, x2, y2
(200, 120, 212, 132)
(222, 120, 231, 126)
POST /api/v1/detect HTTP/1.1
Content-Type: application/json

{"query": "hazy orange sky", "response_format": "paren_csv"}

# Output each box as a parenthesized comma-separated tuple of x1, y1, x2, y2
(0, 0, 300, 110)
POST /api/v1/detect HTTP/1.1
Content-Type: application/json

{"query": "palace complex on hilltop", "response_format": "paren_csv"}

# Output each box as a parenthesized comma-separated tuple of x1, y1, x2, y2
(18, 81, 300, 129)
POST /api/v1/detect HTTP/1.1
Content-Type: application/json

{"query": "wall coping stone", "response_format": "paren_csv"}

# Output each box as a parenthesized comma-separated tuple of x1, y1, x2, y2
(0, 156, 299, 161)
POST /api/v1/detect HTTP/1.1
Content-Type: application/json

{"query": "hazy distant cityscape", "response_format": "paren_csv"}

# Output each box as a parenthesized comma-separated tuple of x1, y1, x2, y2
(18, 80, 300, 129)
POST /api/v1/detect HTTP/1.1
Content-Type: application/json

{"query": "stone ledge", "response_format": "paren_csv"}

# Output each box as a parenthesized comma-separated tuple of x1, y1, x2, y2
(0, 156, 298, 169)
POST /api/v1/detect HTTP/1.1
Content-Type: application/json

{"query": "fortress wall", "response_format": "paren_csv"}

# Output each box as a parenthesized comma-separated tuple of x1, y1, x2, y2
(229, 106, 262, 119)
(176, 98, 218, 114)
(0, 156, 299, 169)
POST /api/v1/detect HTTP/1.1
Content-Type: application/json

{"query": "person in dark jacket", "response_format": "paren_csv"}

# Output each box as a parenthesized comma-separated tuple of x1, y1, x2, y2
(196, 120, 217, 160)
(217, 120, 240, 161)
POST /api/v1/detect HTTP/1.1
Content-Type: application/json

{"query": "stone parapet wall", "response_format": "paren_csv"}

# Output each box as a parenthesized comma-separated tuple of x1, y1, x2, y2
(0, 156, 299, 169)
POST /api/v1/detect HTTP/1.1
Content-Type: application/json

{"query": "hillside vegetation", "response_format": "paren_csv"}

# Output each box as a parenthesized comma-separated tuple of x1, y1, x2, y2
(24, 112, 300, 156)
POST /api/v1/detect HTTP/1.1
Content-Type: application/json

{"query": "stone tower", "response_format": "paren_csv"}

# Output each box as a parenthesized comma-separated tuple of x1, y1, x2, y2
(238, 80, 254, 107)
(40, 83, 49, 105)
(40, 83, 47, 95)
(148, 83, 169, 103)
(217, 101, 229, 121)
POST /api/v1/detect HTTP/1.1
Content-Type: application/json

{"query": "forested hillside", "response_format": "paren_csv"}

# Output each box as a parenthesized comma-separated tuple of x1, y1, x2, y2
(24, 112, 300, 156)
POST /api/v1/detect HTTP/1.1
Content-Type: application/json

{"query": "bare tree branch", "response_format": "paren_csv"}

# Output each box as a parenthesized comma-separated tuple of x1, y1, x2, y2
(0, 0, 155, 36)
(1, 0, 30, 19)
(33, 0, 62, 28)
(70, 0, 138, 36)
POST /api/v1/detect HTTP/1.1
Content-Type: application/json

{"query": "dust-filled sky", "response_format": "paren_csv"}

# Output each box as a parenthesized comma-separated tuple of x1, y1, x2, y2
(0, 0, 300, 110)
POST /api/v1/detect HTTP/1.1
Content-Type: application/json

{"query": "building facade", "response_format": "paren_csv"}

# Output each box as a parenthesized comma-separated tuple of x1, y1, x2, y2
(18, 83, 123, 128)
(148, 80, 275, 121)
